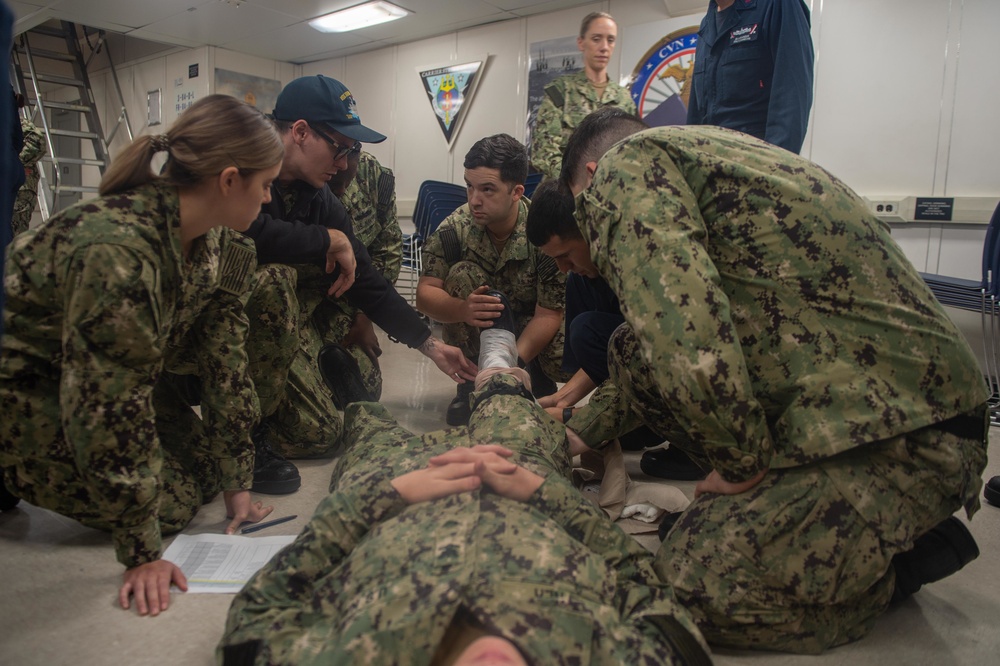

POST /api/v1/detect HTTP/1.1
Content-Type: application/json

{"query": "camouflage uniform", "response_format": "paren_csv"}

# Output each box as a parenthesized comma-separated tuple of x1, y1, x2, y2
(246, 172, 429, 459)
(572, 126, 990, 652)
(218, 373, 711, 665)
(422, 200, 568, 383)
(244, 260, 345, 460)
(11, 117, 45, 236)
(0, 181, 258, 568)
(530, 70, 636, 181)
(313, 151, 402, 399)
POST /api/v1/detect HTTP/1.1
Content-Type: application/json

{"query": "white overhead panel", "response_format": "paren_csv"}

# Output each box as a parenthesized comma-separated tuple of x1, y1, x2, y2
(660, 0, 708, 18)
(8, 0, 599, 64)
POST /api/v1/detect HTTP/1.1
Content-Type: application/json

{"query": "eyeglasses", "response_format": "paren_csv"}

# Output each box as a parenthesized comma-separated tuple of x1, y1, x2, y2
(311, 124, 362, 160)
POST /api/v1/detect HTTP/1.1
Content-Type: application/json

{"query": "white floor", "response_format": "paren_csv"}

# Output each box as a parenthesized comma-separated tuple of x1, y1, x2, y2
(1, 324, 999, 665)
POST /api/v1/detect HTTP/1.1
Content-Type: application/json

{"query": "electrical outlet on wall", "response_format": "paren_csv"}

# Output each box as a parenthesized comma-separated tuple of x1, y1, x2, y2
(865, 198, 908, 222)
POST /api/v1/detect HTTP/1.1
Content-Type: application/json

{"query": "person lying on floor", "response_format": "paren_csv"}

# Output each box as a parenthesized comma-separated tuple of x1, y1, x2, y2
(217, 290, 711, 666)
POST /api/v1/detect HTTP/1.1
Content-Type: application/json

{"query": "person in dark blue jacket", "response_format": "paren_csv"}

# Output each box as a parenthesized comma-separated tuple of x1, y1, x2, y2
(1, 0, 20, 346)
(240, 75, 476, 492)
(687, 0, 814, 154)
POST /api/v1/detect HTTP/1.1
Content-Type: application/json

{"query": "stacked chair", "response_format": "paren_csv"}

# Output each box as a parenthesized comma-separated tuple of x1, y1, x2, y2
(399, 180, 468, 305)
(919, 201, 1000, 422)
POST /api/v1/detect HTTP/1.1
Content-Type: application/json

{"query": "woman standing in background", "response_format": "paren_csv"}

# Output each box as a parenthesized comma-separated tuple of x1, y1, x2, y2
(530, 11, 637, 181)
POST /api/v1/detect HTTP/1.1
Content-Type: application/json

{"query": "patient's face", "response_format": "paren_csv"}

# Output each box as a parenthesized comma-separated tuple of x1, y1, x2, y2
(451, 636, 528, 666)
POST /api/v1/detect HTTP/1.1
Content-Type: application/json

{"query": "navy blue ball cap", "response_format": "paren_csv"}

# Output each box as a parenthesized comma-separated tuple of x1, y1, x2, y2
(273, 75, 386, 144)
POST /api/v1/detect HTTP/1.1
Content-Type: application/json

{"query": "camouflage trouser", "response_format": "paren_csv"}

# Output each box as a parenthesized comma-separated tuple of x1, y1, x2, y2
(333, 373, 571, 490)
(600, 325, 989, 652)
(244, 264, 299, 420)
(245, 264, 346, 458)
(0, 371, 221, 536)
(312, 298, 383, 400)
(440, 261, 567, 384)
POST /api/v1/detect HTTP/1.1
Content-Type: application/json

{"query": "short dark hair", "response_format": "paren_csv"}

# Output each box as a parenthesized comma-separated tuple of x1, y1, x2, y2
(464, 133, 528, 186)
(526, 179, 581, 247)
(560, 107, 647, 189)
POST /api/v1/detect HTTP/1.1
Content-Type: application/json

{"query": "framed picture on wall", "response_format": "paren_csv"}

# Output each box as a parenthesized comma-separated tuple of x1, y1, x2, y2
(214, 68, 282, 114)
(525, 35, 580, 152)
(417, 59, 487, 148)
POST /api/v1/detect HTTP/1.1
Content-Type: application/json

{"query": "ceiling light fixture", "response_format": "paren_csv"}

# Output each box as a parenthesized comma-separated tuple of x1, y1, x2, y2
(308, 1, 410, 33)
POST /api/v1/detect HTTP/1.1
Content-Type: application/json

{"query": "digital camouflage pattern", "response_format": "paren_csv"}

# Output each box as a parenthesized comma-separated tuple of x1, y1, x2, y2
(312, 150, 402, 399)
(11, 117, 45, 236)
(0, 181, 258, 567)
(338, 150, 402, 283)
(530, 69, 636, 181)
(218, 373, 711, 665)
(244, 262, 345, 459)
(658, 400, 987, 652)
(575, 125, 988, 480)
(572, 125, 989, 651)
(422, 199, 568, 381)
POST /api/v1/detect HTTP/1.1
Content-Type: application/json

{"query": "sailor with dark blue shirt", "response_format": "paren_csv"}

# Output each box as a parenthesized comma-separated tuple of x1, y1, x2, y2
(687, 0, 814, 154)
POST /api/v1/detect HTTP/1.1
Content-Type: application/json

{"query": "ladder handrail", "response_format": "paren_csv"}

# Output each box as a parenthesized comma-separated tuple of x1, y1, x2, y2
(12, 21, 125, 218)
(82, 26, 133, 146)
(19, 32, 63, 195)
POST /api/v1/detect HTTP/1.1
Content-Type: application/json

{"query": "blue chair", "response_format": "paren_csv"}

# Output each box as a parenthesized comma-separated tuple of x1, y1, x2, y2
(920, 201, 1000, 417)
(523, 172, 543, 199)
(399, 180, 467, 304)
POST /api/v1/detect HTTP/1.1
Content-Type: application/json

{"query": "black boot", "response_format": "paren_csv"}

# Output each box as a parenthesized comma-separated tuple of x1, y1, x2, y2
(318, 344, 372, 410)
(640, 446, 708, 481)
(658, 511, 683, 541)
(984, 476, 1000, 507)
(484, 290, 515, 334)
(891, 516, 980, 603)
(251, 424, 301, 495)
(446, 381, 474, 426)
(0, 472, 20, 511)
(526, 359, 557, 399)
(619, 425, 665, 451)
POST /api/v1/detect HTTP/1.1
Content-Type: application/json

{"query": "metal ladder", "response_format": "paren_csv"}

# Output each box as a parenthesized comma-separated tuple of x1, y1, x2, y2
(10, 20, 133, 218)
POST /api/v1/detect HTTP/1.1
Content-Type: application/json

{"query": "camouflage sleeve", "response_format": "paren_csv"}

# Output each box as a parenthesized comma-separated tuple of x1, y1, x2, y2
(190, 292, 258, 492)
(568, 380, 645, 449)
(221, 471, 407, 654)
(60, 244, 167, 568)
(529, 93, 564, 181)
(419, 215, 456, 280)
(370, 166, 402, 283)
(535, 253, 566, 311)
(585, 147, 774, 482)
(622, 91, 637, 116)
(19, 119, 45, 166)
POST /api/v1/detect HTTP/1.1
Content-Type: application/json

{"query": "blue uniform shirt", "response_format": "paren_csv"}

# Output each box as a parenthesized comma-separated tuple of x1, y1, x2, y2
(687, 0, 814, 153)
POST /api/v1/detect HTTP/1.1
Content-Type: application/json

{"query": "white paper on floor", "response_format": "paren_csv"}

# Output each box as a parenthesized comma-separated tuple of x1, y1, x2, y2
(163, 533, 296, 593)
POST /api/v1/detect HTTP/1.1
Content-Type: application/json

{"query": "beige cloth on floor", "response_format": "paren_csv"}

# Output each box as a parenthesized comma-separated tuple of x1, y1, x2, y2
(573, 439, 689, 535)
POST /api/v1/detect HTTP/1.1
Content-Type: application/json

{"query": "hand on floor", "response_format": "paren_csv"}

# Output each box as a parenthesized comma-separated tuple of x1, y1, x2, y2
(224, 489, 274, 535)
(120, 559, 187, 617)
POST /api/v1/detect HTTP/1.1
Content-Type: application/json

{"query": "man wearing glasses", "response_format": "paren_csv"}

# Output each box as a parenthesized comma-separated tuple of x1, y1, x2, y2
(240, 76, 475, 494)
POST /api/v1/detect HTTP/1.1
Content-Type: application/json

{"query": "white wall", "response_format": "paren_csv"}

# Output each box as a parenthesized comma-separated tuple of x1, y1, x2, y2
(79, 0, 997, 281)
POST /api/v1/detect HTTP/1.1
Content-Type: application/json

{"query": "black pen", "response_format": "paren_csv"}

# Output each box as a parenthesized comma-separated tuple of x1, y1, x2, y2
(241, 514, 297, 535)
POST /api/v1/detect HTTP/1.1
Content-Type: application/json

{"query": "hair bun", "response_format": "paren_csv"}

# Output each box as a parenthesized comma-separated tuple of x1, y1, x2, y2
(150, 134, 170, 152)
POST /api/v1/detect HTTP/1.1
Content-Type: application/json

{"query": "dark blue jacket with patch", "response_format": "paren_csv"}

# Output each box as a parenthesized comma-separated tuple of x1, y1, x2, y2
(687, 0, 814, 153)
